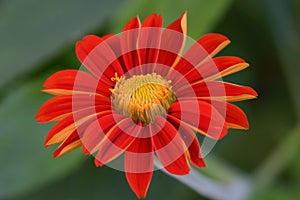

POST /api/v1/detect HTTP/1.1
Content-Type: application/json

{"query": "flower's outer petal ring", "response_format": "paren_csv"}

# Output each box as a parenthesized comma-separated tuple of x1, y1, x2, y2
(176, 81, 258, 102)
(125, 134, 154, 198)
(167, 100, 228, 140)
(151, 116, 190, 175)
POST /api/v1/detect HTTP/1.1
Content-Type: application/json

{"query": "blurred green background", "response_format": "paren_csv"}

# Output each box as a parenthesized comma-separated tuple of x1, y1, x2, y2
(0, 0, 299, 199)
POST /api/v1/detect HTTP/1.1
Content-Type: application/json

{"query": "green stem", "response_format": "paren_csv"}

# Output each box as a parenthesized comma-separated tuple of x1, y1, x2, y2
(154, 156, 252, 200)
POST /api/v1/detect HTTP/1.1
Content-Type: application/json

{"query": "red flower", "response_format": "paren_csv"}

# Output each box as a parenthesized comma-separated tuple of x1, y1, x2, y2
(36, 12, 257, 198)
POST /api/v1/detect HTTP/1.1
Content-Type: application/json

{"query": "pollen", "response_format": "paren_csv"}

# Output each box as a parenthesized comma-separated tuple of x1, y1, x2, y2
(111, 73, 177, 125)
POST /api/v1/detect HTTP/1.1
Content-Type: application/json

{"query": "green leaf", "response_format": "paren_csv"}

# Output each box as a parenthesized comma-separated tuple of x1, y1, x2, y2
(0, 77, 85, 199)
(0, 0, 126, 89)
(112, 0, 233, 38)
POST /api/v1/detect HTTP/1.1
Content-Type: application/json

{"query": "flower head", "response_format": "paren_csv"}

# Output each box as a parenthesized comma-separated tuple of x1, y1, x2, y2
(36, 12, 257, 198)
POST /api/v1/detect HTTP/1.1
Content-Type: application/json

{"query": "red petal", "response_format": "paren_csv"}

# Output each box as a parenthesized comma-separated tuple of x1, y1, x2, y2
(169, 33, 228, 81)
(45, 107, 111, 147)
(197, 56, 249, 82)
(94, 118, 139, 165)
(121, 16, 141, 75)
(156, 12, 187, 76)
(43, 70, 95, 90)
(35, 95, 111, 123)
(82, 113, 126, 155)
(42, 70, 111, 97)
(167, 100, 228, 140)
(125, 171, 153, 199)
(124, 135, 154, 198)
(167, 57, 196, 86)
(176, 81, 258, 102)
(172, 56, 249, 90)
(141, 14, 162, 28)
(53, 130, 81, 157)
(123, 16, 141, 31)
(76, 35, 102, 63)
(205, 100, 250, 129)
(168, 34, 231, 87)
(138, 14, 162, 74)
(100, 34, 128, 73)
(125, 128, 154, 172)
(36, 95, 73, 123)
(76, 35, 123, 83)
(151, 116, 190, 175)
(166, 11, 187, 34)
(197, 33, 230, 57)
(170, 120, 205, 168)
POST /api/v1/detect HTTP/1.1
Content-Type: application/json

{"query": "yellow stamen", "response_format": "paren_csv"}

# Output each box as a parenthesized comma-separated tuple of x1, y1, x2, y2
(111, 72, 122, 82)
(111, 73, 176, 125)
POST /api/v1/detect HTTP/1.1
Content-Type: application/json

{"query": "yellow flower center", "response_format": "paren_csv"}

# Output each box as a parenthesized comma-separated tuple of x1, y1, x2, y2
(111, 73, 177, 125)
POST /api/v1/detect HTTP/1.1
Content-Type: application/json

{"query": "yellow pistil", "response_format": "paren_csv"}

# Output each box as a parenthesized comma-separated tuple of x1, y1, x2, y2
(111, 73, 177, 125)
